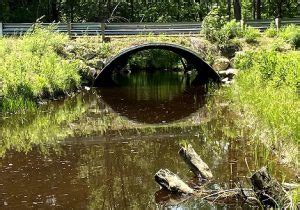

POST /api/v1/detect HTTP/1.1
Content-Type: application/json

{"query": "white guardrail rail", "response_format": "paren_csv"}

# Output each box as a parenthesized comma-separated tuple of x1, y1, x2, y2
(0, 19, 299, 37)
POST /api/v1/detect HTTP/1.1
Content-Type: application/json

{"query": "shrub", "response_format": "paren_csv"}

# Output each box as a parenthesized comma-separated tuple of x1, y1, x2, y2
(235, 50, 299, 89)
(243, 26, 261, 43)
(270, 38, 289, 52)
(265, 23, 277, 38)
(279, 25, 300, 49)
(201, 6, 226, 42)
(219, 39, 241, 58)
(220, 20, 243, 39)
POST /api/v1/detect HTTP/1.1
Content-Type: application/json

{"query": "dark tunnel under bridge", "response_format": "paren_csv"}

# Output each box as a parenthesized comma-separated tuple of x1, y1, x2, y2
(94, 43, 221, 86)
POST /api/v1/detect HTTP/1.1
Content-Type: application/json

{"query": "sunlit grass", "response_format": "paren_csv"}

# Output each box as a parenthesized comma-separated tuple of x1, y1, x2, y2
(0, 27, 80, 112)
(229, 49, 299, 167)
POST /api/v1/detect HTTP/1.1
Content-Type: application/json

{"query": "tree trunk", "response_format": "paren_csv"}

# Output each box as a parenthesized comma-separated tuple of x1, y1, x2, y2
(51, 0, 59, 21)
(107, 0, 112, 19)
(276, 0, 283, 18)
(233, 0, 242, 20)
(250, 167, 291, 208)
(227, 0, 232, 19)
(252, 0, 256, 19)
(256, 0, 261, 19)
(130, 0, 134, 21)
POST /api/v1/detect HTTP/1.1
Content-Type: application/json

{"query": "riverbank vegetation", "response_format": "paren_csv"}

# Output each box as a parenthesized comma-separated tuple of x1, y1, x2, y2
(207, 21, 299, 167)
(0, 28, 80, 112)
(231, 50, 299, 163)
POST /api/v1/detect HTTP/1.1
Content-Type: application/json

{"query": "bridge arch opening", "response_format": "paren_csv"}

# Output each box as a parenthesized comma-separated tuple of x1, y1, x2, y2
(94, 43, 220, 86)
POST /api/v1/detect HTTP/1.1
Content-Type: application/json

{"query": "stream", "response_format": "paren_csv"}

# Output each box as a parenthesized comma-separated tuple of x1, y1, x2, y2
(0, 70, 296, 209)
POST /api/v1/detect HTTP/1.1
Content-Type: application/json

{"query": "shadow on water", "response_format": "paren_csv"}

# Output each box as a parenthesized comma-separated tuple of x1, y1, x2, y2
(98, 70, 208, 124)
(0, 66, 297, 209)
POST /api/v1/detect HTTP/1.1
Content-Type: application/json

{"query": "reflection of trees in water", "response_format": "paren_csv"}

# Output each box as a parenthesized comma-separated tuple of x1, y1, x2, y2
(0, 86, 207, 158)
(112, 71, 191, 101)
(97, 85, 207, 124)
(0, 91, 124, 157)
(0, 96, 88, 157)
(77, 138, 189, 209)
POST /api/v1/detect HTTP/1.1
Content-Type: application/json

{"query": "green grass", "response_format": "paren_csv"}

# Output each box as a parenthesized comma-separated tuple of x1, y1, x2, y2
(232, 50, 299, 163)
(0, 27, 81, 112)
(243, 26, 261, 43)
(278, 25, 300, 49)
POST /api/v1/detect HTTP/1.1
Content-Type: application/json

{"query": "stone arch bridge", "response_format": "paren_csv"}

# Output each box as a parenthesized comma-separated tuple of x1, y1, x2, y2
(94, 43, 221, 86)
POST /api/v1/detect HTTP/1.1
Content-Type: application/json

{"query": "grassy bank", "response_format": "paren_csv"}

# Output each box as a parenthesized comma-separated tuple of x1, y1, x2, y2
(201, 9, 299, 166)
(0, 27, 80, 112)
(215, 23, 300, 167)
(232, 50, 299, 163)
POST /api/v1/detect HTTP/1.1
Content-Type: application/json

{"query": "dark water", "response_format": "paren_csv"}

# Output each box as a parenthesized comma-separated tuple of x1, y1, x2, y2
(0, 71, 296, 209)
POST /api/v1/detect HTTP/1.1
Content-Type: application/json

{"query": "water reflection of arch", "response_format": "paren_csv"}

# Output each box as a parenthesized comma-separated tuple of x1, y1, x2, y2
(94, 43, 221, 86)
(96, 86, 207, 124)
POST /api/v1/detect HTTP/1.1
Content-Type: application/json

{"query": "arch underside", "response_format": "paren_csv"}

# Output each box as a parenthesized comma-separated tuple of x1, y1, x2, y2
(94, 43, 220, 86)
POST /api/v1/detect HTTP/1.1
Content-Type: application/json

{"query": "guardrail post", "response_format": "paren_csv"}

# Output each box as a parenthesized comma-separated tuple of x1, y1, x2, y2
(240, 19, 245, 30)
(67, 22, 72, 37)
(275, 18, 281, 31)
(101, 22, 106, 42)
(0, 22, 3, 36)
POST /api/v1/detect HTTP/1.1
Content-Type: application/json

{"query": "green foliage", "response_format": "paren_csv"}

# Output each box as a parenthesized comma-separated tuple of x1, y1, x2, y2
(243, 26, 261, 43)
(1, 0, 299, 23)
(216, 21, 243, 57)
(241, 0, 252, 20)
(269, 38, 288, 52)
(201, 6, 226, 42)
(0, 1, 210, 23)
(128, 49, 181, 70)
(234, 50, 300, 144)
(279, 25, 300, 49)
(291, 188, 300, 208)
(0, 27, 80, 112)
(220, 20, 243, 39)
(265, 23, 278, 38)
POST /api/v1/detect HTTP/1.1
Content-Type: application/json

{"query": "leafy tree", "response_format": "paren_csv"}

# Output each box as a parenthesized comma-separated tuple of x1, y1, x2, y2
(0, 0, 299, 23)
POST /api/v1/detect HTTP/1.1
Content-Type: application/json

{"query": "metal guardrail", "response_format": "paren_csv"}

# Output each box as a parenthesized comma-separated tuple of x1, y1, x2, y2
(0, 22, 202, 36)
(0, 19, 299, 36)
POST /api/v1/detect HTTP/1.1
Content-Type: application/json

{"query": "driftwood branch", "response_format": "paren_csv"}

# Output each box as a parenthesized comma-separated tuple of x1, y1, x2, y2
(178, 144, 213, 179)
(155, 169, 194, 195)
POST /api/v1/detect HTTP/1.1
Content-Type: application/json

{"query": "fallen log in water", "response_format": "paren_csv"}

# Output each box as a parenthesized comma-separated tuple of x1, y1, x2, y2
(154, 144, 296, 208)
(178, 144, 213, 180)
(250, 166, 292, 208)
(155, 169, 194, 194)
